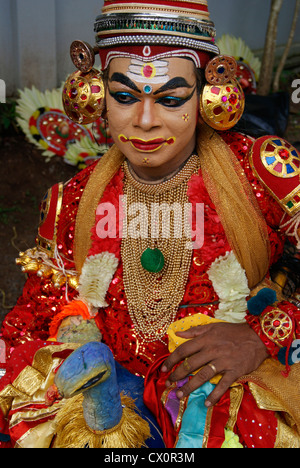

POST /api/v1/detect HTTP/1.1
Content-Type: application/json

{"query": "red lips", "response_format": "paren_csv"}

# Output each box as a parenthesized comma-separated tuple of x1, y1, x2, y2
(130, 138, 165, 151)
(119, 135, 175, 152)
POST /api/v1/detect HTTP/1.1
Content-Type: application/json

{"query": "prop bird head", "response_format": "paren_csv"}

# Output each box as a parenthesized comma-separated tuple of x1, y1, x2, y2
(54, 341, 113, 399)
(48, 342, 151, 448)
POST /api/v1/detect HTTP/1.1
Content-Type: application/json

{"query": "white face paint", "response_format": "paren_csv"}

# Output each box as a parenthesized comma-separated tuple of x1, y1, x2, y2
(127, 59, 170, 84)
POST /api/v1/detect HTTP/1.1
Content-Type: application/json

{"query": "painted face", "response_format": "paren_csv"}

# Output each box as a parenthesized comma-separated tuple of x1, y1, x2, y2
(106, 57, 198, 179)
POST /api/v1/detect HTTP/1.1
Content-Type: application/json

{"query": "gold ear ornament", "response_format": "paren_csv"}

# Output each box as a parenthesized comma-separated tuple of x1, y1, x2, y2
(62, 68, 105, 125)
(62, 40, 104, 125)
(199, 55, 245, 131)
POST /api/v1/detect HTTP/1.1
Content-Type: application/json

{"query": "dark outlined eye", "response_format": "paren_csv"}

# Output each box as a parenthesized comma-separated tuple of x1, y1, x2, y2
(155, 96, 185, 108)
(109, 90, 140, 105)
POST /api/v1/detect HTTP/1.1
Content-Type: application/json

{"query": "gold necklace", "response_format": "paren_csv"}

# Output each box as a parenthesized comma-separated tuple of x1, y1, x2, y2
(121, 154, 200, 343)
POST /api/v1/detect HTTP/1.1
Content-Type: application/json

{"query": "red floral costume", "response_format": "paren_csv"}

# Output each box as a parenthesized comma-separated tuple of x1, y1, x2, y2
(1, 131, 300, 448)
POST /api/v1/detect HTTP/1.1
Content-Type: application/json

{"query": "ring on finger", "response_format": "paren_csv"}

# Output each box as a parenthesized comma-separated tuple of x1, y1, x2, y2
(207, 362, 217, 374)
(183, 357, 192, 372)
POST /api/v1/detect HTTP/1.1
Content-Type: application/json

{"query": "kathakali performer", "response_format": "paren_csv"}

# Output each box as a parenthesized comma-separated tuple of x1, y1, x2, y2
(2, 0, 300, 449)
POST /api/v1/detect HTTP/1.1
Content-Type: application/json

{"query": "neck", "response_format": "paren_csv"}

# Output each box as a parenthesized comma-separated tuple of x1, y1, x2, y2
(127, 157, 192, 185)
(82, 370, 123, 432)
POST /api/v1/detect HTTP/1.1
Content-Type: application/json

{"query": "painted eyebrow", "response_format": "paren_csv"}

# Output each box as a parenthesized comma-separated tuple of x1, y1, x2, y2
(153, 77, 194, 95)
(109, 72, 141, 93)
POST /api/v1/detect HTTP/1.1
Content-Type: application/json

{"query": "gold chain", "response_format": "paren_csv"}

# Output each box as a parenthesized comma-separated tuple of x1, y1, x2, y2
(121, 155, 200, 342)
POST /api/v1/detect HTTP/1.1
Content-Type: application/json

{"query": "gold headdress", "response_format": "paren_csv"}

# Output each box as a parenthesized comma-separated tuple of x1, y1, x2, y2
(62, 0, 244, 132)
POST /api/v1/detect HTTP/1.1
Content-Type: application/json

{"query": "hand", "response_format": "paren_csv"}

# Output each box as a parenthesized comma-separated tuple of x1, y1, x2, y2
(161, 322, 269, 407)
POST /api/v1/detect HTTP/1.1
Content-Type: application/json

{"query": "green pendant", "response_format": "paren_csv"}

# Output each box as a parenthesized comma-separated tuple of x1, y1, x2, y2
(140, 248, 165, 273)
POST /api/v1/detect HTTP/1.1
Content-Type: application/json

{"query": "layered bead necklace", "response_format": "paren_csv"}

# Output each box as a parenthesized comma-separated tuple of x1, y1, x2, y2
(121, 154, 200, 342)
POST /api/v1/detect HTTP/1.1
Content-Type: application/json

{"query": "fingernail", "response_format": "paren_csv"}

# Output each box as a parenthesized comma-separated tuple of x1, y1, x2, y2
(205, 400, 212, 408)
(161, 365, 167, 372)
(177, 391, 184, 399)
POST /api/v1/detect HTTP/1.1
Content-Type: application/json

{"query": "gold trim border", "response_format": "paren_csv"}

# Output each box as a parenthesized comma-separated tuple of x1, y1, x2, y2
(102, 5, 210, 19)
(37, 182, 64, 256)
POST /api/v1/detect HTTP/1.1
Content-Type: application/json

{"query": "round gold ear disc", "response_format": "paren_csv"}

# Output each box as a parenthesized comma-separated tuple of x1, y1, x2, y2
(205, 55, 238, 86)
(62, 69, 105, 125)
(70, 40, 99, 73)
(200, 79, 245, 131)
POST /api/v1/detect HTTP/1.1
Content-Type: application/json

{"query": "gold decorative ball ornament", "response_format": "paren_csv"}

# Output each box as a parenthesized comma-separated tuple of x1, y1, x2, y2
(21, 259, 39, 273)
(260, 308, 294, 345)
(67, 275, 80, 291)
(15, 248, 80, 291)
(52, 272, 66, 289)
(205, 55, 238, 86)
(199, 79, 245, 131)
(70, 40, 98, 73)
(62, 69, 105, 125)
(37, 265, 53, 278)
